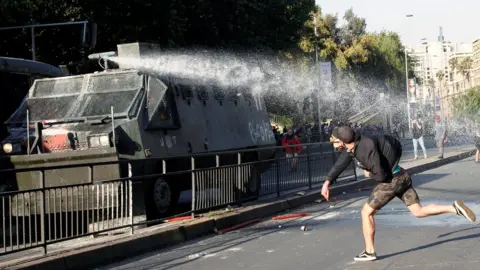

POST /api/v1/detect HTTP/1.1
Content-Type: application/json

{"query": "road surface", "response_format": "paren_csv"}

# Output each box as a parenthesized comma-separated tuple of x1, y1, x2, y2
(102, 156, 480, 270)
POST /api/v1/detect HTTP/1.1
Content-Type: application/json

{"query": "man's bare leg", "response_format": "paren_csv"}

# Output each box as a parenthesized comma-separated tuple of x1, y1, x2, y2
(357, 200, 476, 262)
(408, 201, 476, 221)
(475, 149, 479, 162)
(361, 203, 377, 254)
(407, 202, 455, 217)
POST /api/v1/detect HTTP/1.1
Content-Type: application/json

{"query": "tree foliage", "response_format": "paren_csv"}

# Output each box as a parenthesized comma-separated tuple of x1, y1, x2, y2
(1, 2, 412, 89)
(0, 0, 316, 65)
(451, 86, 480, 120)
(298, 7, 412, 97)
(0, 1, 413, 123)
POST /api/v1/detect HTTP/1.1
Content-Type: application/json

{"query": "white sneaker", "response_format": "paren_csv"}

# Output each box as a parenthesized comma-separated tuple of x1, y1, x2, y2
(354, 250, 377, 261)
(453, 200, 476, 223)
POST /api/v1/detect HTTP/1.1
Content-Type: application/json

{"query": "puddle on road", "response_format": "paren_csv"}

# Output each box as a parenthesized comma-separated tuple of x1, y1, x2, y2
(309, 200, 480, 228)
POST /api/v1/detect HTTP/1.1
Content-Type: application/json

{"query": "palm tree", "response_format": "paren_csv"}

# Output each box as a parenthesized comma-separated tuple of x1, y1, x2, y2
(436, 71, 445, 115)
(458, 56, 473, 88)
(448, 58, 458, 92)
(436, 70, 445, 93)
(449, 58, 458, 74)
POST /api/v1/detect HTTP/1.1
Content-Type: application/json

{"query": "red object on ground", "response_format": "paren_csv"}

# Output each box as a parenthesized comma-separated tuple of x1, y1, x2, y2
(215, 219, 261, 234)
(272, 213, 310, 220)
(166, 216, 194, 223)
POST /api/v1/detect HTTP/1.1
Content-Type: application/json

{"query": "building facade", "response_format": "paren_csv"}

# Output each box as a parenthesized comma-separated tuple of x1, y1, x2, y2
(407, 33, 472, 120)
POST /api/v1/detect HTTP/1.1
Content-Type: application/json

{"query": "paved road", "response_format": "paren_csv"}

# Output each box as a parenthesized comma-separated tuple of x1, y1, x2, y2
(103, 156, 480, 270)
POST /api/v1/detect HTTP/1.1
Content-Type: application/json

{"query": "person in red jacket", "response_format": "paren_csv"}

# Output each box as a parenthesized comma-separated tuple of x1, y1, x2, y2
(281, 128, 302, 171)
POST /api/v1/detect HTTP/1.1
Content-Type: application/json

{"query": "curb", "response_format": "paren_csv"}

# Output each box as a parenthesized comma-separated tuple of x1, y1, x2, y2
(9, 149, 476, 270)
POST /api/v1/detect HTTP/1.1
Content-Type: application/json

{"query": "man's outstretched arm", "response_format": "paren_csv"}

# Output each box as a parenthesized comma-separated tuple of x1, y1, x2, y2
(326, 150, 353, 184)
(322, 150, 352, 200)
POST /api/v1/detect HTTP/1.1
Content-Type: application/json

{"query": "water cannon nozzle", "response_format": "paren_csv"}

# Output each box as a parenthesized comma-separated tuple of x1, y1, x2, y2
(88, 51, 117, 60)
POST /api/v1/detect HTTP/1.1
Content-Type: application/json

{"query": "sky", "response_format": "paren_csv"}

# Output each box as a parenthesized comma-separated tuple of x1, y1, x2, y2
(316, 0, 480, 45)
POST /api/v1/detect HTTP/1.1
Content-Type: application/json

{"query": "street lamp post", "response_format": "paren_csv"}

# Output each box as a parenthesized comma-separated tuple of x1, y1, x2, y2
(405, 47, 413, 137)
(404, 14, 414, 137)
(313, 11, 323, 140)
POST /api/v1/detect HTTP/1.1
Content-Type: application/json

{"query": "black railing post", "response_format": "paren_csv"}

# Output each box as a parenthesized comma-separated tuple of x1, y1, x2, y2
(40, 169, 47, 254)
(307, 145, 312, 189)
(191, 157, 196, 218)
(236, 153, 243, 206)
(275, 159, 280, 197)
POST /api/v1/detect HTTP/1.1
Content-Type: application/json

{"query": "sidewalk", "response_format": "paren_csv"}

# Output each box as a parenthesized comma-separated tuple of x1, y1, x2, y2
(1, 145, 475, 270)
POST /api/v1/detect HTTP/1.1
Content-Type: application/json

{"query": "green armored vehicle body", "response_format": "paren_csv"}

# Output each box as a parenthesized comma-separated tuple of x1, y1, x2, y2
(0, 43, 276, 223)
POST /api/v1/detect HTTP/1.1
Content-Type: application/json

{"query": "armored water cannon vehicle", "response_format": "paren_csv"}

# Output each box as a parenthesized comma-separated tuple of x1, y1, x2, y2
(0, 42, 276, 221)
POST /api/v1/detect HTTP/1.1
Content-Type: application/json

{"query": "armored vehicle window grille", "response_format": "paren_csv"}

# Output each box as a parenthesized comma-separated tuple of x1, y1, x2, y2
(213, 87, 225, 101)
(88, 72, 143, 92)
(196, 86, 209, 101)
(80, 90, 139, 117)
(27, 96, 79, 121)
(31, 77, 83, 97)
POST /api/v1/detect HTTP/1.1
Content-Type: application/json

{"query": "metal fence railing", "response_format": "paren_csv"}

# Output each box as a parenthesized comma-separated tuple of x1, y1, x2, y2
(0, 142, 357, 257)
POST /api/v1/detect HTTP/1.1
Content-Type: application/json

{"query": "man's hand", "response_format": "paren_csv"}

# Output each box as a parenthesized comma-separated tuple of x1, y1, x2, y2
(363, 170, 371, 178)
(321, 180, 331, 201)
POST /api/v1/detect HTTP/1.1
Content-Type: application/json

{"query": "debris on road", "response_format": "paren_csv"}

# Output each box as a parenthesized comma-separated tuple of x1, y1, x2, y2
(166, 215, 195, 223)
(272, 213, 310, 220)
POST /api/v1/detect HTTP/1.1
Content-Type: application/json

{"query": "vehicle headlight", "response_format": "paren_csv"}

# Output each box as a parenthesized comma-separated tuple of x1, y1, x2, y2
(88, 135, 110, 148)
(2, 143, 13, 153)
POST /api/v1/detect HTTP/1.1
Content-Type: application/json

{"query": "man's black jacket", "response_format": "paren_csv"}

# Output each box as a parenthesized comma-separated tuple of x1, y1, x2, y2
(326, 132, 402, 183)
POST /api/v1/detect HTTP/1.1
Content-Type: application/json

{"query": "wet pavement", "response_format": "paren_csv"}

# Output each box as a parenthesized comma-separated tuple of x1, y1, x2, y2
(102, 157, 480, 270)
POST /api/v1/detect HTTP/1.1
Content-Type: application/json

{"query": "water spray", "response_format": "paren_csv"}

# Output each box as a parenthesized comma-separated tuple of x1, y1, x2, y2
(102, 46, 447, 130)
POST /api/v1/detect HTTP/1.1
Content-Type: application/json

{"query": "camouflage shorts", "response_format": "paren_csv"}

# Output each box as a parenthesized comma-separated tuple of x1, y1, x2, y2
(367, 169, 420, 210)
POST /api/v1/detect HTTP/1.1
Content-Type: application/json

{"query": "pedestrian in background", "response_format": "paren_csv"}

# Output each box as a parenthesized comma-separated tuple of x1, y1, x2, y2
(434, 115, 447, 159)
(281, 128, 302, 172)
(412, 116, 427, 159)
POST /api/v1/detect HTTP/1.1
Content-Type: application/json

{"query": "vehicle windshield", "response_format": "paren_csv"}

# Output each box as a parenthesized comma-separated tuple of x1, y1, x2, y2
(6, 71, 144, 124)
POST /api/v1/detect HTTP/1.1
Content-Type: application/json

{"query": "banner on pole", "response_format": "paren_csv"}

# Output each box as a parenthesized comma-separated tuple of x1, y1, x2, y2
(319, 62, 332, 87)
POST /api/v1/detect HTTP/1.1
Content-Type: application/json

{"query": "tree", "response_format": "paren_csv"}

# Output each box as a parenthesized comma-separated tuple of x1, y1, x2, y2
(458, 56, 473, 84)
(449, 57, 458, 74)
(451, 86, 480, 120)
(0, 0, 316, 65)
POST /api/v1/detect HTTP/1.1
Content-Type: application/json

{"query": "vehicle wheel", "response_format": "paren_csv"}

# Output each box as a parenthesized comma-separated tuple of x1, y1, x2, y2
(153, 178, 178, 216)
